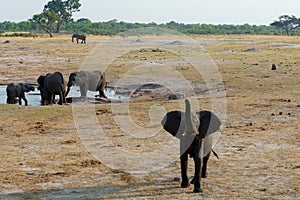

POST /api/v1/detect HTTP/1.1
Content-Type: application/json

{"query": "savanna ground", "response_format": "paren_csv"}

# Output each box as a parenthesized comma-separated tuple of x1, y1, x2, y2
(0, 34, 299, 199)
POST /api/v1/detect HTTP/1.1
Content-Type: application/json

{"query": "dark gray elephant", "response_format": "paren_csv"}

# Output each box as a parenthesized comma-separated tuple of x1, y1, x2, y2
(161, 99, 221, 193)
(6, 83, 35, 106)
(37, 72, 66, 105)
(66, 70, 107, 98)
(72, 33, 86, 44)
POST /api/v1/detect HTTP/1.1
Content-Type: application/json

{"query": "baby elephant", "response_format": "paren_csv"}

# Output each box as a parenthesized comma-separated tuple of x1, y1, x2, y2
(6, 83, 35, 106)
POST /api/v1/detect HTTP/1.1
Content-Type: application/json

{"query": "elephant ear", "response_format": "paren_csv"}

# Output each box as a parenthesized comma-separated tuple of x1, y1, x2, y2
(161, 110, 185, 139)
(22, 83, 29, 92)
(17, 83, 25, 92)
(77, 71, 88, 84)
(197, 110, 221, 139)
(37, 75, 46, 87)
(24, 83, 35, 92)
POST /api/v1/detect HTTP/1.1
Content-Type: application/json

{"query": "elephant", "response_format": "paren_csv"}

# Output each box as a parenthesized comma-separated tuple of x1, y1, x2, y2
(37, 72, 67, 105)
(6, 83, 35, 106)
(66, 70, 107, 99)
(161, 99, 221, 193)
(72, 33, 86, 44)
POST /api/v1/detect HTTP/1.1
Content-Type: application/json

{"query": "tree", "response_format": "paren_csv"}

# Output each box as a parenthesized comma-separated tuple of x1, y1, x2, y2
(44, 0, 81, 33)
(31, 0, 81, 36)
(77, 18, 92, 24)
(30, 10, 59, 37)
(270, 15, 300, 35)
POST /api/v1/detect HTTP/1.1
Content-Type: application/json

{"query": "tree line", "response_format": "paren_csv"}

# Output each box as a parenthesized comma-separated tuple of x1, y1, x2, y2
(2, 19, 299, 37)
(0, 0, 299, 37)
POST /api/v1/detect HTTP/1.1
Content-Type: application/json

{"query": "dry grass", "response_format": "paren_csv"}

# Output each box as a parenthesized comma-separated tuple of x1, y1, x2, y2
(0, 34, 299, 199)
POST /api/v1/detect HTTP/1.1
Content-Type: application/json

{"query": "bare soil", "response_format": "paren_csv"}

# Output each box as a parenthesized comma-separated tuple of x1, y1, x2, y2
(0, 35, 299, 199)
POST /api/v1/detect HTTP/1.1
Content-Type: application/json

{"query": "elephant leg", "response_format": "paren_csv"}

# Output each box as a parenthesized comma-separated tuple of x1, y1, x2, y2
(62, 91, 66, 103)
(99, 90, 107, 98)
(99, 81, 107, 98)
(18, 97, 22, 105)
(190, 138, 202, 193)
(58, 92, 63, 105)
(20, 94, 27, 106)
(51, 94, 55, 104)
(192, 155, 202, 193)
(80, 85, 87, 97)
(180, 153, 189, 188)
(202, 152, 211, 178)
(7, 97, 13, 104)
(23, 97, 28, 106)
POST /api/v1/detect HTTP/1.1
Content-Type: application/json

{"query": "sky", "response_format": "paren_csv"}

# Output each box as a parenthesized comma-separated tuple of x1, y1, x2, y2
(1, 0, 300, 25)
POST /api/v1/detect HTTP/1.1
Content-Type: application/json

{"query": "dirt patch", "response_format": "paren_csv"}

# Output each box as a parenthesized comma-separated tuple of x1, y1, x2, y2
(0, 35, 299, 199)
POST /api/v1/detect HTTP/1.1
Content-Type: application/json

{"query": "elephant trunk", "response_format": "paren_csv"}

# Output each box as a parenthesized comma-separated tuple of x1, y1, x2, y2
(66, 86, 71, 97)
(185, 99, 198, 136)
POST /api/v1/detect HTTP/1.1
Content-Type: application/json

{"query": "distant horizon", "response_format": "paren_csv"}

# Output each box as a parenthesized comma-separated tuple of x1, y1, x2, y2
(0, 0, 299, 26)
(0, 18, 284, 26)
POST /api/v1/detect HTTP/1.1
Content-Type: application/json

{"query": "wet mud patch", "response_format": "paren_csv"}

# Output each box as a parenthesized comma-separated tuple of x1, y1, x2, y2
(0, 80, 218, 106)
(0, 85, 130, 106)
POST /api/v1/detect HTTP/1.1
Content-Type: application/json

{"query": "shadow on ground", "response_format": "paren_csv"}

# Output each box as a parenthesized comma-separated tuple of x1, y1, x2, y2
(1, 180, 182, 199)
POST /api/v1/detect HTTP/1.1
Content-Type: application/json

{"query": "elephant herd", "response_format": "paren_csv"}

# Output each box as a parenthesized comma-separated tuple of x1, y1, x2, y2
(6, 70, 107, 106)
(5, 73, 222, 194)
(3, 32, 222, 193)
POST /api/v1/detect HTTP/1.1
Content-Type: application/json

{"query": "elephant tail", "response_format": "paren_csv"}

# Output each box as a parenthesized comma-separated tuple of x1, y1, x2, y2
(101, 72, 106, 82)
(212, 149, 219, 160)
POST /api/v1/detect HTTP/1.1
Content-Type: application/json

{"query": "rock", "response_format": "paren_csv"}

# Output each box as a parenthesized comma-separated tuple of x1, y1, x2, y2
(169, 40, 183, 45)
(152, 48, 163, 52)
(139, 83, 163, 89)
(258, 188, 267, 192)
(134, 39, 143, 43)
(244, 48, 259, 52)
(168, 94, 184, 100)
(3, 40, 9, 44)
(272, 64, 277, 70)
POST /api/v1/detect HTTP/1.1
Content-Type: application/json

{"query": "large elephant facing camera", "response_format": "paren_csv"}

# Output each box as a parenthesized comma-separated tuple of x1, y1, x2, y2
(66, 70, 107, 98)
(37, 72, 67, 105)
(6, 83, 35, 106)
(161, 99, 221, 193)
